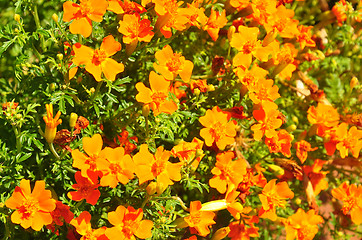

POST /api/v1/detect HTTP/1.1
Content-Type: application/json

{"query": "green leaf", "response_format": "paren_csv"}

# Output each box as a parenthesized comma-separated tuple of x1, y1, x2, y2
(0, 38, 16, 56)
(17, 153, 32, 163)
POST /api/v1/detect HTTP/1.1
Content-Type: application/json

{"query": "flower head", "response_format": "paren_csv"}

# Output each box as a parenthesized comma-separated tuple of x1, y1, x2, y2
(184, 201, 216, 236)
(5, 179, 56, 231)
(67, 171, 101, 205)
(105, 205, 153, 240)
(199, 106, 237, 150)
(70, 211, 108, 240)
(72, 35, 124, 81)
(63, 0, 108, 37)
(43, 104, 62, 143)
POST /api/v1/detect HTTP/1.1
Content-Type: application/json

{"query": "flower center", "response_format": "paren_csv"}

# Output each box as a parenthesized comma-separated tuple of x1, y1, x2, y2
(92, 49, 107, 66)
(18, 198, 40, 220)
(80, 0, 93, 16)
(242, 40, 256, 54)
(151, 92, 167, 106)
(151, 160, 166, 176)
(166, 53, 182, 72)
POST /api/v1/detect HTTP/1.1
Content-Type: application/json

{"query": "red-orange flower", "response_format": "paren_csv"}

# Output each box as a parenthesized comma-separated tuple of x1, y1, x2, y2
(258, 179, 294, 221)
(296, 25, 316, 50)
(209, 151, 247, 193)
(153, 45, 194, 82)
(70, 211, 108, 240)
(298, 159, 328, 196)
(251, 101, 283, 141)
(72, 35, 124, 81)
(184, 201, 216, 236)
(295, 140, 318, 164)
(199, 106, 237, 150)
(250, 0, 277, 25)
(284, 208, 323, 240)
(332, 0, 349, 26)
(67, 171, 100, 205)
(135, 71, 178, 115)
(265, 129, 293, 157)
(5, 179, 56, 231)
(171, 137, 204, 169)
(63, 0, 108, 37)
(107, 0, 146, 15)
(105, 205, 153, 240)
(332, 182, 362, 225)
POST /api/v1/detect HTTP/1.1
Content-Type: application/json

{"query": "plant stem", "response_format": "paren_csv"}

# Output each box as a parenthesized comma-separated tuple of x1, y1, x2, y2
(11, 125, 21, 154)
(31, 5, 46, 52)
(48, 142, 60, 159)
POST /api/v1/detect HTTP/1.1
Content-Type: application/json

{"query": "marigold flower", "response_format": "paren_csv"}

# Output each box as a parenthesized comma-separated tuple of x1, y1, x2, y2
(234, 64, 268, 88)
(330, 123, 362, 158)
(250, 0, 277, 25)
(258, 179, 294, 221)
(5, 179, 56, 231)
(171, 137, 204, 169)
(199, 106, 237, 150)
(251, 101, 283, 141)
(71, 133, 105, 178)
(298, 159, 328, 196)
(184, 201, 216, 237)
(265, 129, 293, 157)
(107, 0, 146, 15)
(43, 103, 62, 143)
(332, 182, 362, 225)
(284, 208, 323, 240)
(228, 221, 259, 240)
(49, 201, 74, 227)
(133, 144, 182, 191)
(230, 0, 251, 11)
(96, 146, 135, 188)
(136, 71, 178, 115)
(203, 9, 227, 41)
(118, 13, 154, 54)
(263, 5, 299, 38)
(72, 35, 124, 82)
(68, 171, 100, 205)
(63, 0, 108, 37)
(296, 25, 316, 50)
(105, 205, 153, 240)
(332, 0, 349, 26)
(209, 151, 247, 194)
(295, 140, 318, 164)
(248, 78, 280, 104)
(307, 102, 340, 136)
(153, 45, 194, 82)
(182, 2, 208, 28)
(70, 211, 108, 240)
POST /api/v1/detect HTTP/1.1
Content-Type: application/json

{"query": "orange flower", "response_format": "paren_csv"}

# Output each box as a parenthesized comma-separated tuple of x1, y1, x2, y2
(72, 35, 124, 81)
(209, 151, 247, 193)
(294, 140, 317, 164)
(105, 205, 153, 240)
(331, 0, 349, 26)
(153, 45, 194, 82)
(118, 13, 154, 54)
(230, 0, 251, 11)
(331, 123, 362, 158)
(228, 221, 259, 240)
(251, 101, 283, 141)
(298, 159, 328, 196)
(263, 5, 299, 38)
(248, 78, 280, 104)
(70, 211, 108, 240)
(203, 9, 227, 41)
(258, 179, 294, 221)
(136, 71, 178, 115)
(96, 146, 135, 188)
(250, 0, 277, 25)
(5, 179, 56, 231)
(71, 133, 105, 178)
(265, 129, 293, 157)
(231, 26, 273, 67)
(296, 25, 316, 50)
(67, 171, 100, 205)
(107, 0, 146, 15)
(284, 208, 323, 240)
(199, 106, 237, 150)
(307, 102, 340, 136)
(63, 0, 108, 37)
(234, 64, 268, 88)
(171, 137, 204, 169)
(133, 144, 182, 191)
(182, 2, 208, 28)
(49, 201, 74, 227)
(43, 103, 62, 143)
(272, 43, 298, 80)
(184, 201, 216, 236)
(332, 182, 362, 225)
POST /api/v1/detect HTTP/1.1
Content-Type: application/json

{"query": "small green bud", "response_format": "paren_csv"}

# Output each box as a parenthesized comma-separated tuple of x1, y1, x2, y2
(57, 53, 63, 61)
(142, 105, 150, 117)
(69, 113, 78, 128)
(52, 13, 59, 22)
(49, 83, 56, 92)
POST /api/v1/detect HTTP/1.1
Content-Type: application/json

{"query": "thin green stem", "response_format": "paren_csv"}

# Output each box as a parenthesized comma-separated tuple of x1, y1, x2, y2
(155, 196, 189, 211)
(48, 142, 60, 159)
(11, 125, 21, 154)
(31, 5, 46, 52)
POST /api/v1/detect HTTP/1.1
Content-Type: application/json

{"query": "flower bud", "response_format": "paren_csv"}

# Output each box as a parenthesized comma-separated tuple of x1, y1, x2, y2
(193, 88, 201, 96)
(286, 124, 297, 132)
(207, 84, 215, 92)
(57, 53, 63, 61)
(146, 182, 157, 195)
(14, 14, 21, 23)
(294, 198, 302, 205)
(90, 87, 95, 94)
(227, 25, 236, 42)
(69, 113, 78, 128)
(211, 227, 230, 240)
(14, 28, 19, 33)
(142, 104, 150, 117)
(201, 199, 227, 211)
(52, 13, 59, 22)
(350, 77, 359, 89)
(263, 29, 277, 47)
(49, 83, 56, 92)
